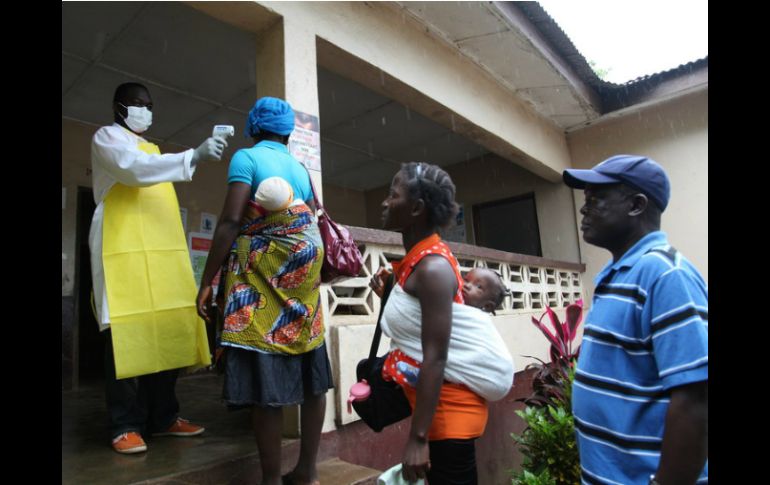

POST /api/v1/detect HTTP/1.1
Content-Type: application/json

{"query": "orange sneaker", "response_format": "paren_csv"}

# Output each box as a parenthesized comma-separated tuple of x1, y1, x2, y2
(111, 432, 147, 454)
(152, 417, 205, 437)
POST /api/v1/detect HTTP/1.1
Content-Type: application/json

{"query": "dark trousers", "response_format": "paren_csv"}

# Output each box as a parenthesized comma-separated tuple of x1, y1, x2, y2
(104, 329, 179, 439)
(427, 439, 478, 485)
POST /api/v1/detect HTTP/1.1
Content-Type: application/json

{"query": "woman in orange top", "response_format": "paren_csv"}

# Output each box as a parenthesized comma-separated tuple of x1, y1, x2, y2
(372, 162, 487, 484)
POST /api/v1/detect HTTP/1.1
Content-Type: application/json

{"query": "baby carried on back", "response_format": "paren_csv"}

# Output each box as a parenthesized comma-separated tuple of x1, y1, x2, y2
(381, 268, 515, 402)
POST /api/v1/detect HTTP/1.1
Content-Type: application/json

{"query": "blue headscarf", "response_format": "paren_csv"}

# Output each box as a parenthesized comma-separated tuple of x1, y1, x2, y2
(246, 97, 295, 137)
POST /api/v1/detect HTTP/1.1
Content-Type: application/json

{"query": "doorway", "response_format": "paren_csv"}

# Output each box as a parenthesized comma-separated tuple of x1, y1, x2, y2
(75, 187, 104, 384)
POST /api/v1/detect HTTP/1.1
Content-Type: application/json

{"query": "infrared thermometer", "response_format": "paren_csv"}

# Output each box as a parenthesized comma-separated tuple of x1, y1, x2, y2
(212, 125, 235, 139)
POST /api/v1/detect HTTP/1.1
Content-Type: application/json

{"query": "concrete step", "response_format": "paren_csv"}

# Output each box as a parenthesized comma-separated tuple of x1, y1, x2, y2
(63, 374, 392, 485)
(317, 457, 381, 485)
(132, 453, 381, 485)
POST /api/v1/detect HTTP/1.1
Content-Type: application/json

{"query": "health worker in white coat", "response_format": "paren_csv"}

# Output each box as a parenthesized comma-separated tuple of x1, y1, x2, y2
(89, 81, 226, 454)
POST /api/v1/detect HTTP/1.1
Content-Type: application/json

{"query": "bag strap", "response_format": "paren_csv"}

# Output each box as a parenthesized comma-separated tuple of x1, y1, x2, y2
(367, 272, 395, 361)
(300, 162, 324, 213)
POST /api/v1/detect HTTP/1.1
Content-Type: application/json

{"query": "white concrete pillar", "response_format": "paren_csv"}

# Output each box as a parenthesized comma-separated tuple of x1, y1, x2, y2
(254, 18, 335, 436)
(256, 19, 324, 202)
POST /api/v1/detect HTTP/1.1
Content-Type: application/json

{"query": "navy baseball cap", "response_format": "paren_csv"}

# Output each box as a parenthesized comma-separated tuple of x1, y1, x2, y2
(563, 154, 671, 211)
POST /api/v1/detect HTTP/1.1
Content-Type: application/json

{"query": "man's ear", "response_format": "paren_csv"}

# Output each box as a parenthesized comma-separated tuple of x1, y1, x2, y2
(628, 193, 649, 217)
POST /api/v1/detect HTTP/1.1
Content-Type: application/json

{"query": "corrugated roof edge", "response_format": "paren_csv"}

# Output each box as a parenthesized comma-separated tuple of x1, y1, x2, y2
(513, 2, 707, 112)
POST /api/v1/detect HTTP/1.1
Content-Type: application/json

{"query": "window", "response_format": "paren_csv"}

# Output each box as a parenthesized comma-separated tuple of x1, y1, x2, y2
(472, 194, 542, 256)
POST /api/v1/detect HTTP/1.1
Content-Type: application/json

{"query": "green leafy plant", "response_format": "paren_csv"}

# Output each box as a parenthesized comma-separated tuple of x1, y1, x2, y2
(512, 301, 583, 485)
(513, 469, 556, 485)
(511, 399, 580, 485)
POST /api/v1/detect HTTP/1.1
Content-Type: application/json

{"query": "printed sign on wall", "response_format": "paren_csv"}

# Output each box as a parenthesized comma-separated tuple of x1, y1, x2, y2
(288, 111, 321, 171)
(188, 232, 212, 287)
(200, 212, 217, 234)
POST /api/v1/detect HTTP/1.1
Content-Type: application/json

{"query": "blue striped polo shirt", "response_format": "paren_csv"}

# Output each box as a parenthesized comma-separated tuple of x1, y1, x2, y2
(572, 231, 708, 485)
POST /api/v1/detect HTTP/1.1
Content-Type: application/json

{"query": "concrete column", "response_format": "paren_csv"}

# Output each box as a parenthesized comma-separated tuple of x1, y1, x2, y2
(254, 18, 334, 436)
(255, 18, 324, 201)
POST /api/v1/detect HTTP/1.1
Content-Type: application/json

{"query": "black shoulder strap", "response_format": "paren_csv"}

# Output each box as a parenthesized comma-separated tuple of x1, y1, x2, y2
(367, 273, 395, 361)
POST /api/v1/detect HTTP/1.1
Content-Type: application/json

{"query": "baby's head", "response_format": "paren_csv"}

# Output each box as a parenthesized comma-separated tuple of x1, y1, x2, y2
(462, 268, 506, 314)
(247, 176, 294, 218)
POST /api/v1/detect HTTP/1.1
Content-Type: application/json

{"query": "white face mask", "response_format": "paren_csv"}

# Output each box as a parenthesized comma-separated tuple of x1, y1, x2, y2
(119, 103, 153, 133)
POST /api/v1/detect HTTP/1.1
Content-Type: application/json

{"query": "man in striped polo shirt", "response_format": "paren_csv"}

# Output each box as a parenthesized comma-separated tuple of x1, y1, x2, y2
(563, 155, 708, 485)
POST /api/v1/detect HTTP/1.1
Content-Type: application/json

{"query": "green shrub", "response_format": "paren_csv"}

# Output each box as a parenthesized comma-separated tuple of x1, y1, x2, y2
(511, 401, 580, 484)
(512, 469, 556, 485)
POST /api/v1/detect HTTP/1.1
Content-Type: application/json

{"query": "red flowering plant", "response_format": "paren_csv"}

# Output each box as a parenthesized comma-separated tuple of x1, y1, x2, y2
(518, 299, 583, 411)
(511, 300, 584, 485)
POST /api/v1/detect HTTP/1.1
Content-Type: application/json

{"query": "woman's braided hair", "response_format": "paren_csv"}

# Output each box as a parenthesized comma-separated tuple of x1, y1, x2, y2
(400, 162, 459, 230)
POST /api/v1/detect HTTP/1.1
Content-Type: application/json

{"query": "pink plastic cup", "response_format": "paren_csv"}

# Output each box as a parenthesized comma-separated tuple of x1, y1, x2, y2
(347, 379, 371, 414)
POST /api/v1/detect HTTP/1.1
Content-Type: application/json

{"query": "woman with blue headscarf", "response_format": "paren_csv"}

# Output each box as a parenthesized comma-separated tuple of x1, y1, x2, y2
(197, 97, 330, 485)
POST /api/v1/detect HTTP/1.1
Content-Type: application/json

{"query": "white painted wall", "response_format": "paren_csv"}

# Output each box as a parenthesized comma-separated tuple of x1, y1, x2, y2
(567, 89, 708, 299)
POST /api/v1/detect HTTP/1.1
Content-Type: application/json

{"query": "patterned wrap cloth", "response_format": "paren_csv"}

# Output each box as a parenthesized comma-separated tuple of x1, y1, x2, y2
(219, 203, 325, 355)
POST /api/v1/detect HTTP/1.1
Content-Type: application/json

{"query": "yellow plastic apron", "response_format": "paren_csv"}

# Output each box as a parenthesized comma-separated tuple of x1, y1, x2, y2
(103, 141, 210, 379)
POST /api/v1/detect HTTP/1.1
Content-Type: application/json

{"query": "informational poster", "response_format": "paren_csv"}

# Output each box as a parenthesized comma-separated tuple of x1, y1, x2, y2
(188, 232, 212, 287)
(442, 206, 467, 243)
(179, 207, 188, 232)
(200, 212, 217, 234)
(288, 111, 321, 171)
